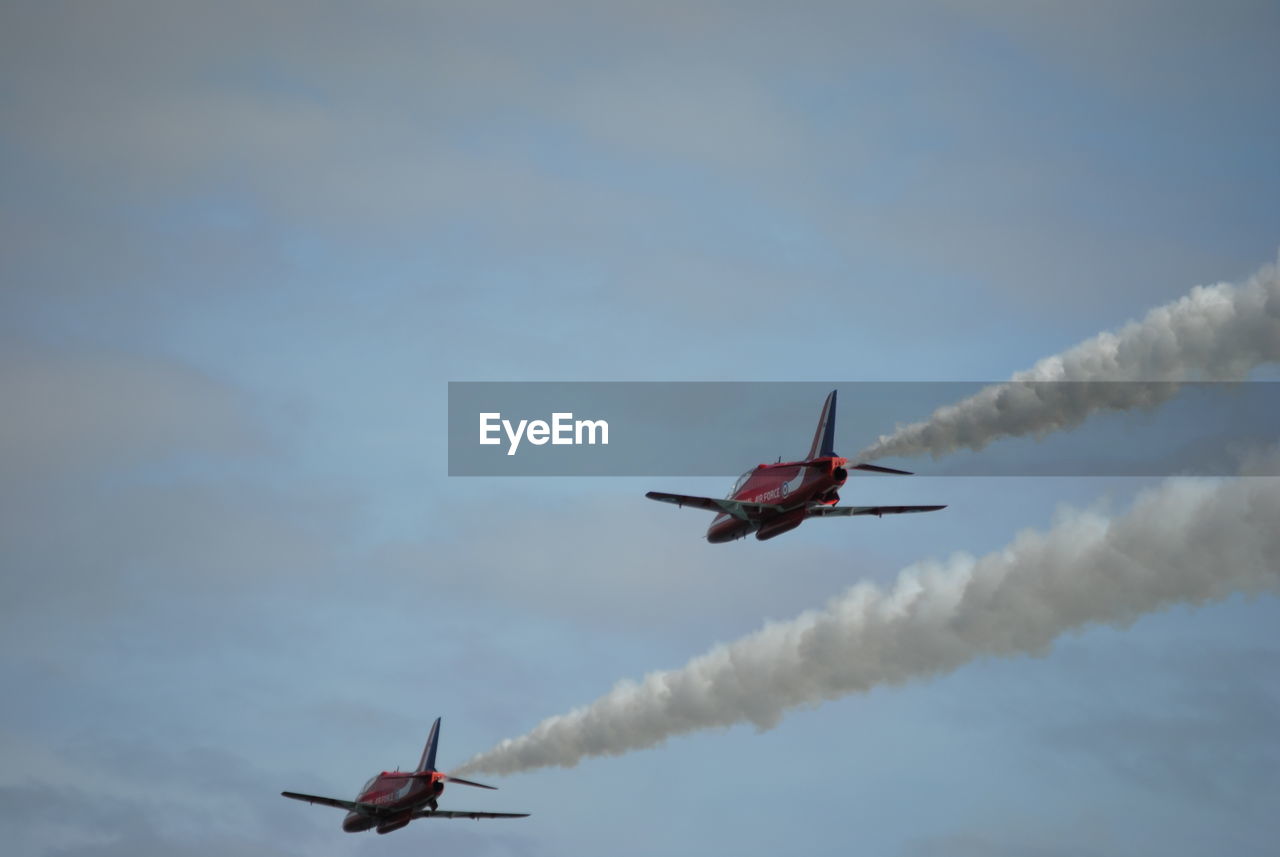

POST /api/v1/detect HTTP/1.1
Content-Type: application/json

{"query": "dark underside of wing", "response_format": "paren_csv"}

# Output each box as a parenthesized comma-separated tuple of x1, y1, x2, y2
(412, 810, 531, 820)
(281, 791, 385, 816)
(282, 792, 527, 821)
(644, 491, 781, 519)
(645, 491, 733, 512)
(807, 504, 946, 517)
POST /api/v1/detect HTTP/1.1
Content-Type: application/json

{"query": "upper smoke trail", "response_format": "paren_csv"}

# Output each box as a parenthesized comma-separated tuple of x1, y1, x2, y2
(857, 262, 1280, 462)
(456, 475, 1279, 775)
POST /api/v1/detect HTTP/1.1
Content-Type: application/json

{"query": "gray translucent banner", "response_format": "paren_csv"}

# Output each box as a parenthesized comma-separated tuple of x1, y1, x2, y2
(447, 382, 1279, 476)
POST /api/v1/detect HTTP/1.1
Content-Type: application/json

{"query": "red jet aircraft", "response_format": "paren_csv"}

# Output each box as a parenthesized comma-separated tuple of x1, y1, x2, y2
(646, 390, 945, 542)
(282, 718, 528, 835)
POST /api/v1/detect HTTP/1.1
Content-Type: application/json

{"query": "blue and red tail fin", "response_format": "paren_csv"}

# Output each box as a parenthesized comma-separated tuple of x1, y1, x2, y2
(806, 390, 838, 461)
(417, 717, 441, 772)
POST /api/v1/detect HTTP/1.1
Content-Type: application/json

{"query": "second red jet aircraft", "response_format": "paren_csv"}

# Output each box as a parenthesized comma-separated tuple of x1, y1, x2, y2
(282, 718, 528, 835)
(646, 390, 945, 542)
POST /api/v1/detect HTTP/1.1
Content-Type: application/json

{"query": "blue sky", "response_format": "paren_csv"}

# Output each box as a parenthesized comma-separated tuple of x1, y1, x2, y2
(2, 2, 1278, 856)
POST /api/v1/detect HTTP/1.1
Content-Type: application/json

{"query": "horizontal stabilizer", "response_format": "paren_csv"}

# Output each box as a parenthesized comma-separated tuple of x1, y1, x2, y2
(445, 775, 497, 790)
(851, 462, 913, 475)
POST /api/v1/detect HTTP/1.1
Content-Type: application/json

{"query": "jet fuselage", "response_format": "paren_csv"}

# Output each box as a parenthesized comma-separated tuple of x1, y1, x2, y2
(342, 772, 446, 834)
(707, 457, 847, 542)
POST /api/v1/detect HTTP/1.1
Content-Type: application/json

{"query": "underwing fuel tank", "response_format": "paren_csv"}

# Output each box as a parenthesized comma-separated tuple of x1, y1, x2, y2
(376, 813, 412, 835)
(342, 812, 376, 833)
(755, 508, 806, 541)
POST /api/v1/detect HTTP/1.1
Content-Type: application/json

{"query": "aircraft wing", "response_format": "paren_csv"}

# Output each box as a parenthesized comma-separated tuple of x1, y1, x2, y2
(645, 491, 782, 520)
(807, 504, 946, 518)
(413, 809, 531, 820)
(281, 791, 386, 816)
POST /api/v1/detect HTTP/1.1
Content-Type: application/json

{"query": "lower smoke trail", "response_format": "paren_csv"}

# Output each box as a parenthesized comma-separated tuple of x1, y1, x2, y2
(456, 475, 1279, 775)
(857, 261, 1280, 462)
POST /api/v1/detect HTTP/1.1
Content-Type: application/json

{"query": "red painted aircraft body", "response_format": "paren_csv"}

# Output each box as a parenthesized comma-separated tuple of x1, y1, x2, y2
(282, 718, 527, 834)
(646, 390, 945, 543)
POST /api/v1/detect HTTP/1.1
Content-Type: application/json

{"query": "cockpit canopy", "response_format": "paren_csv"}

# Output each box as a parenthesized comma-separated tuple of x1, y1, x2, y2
(727, 469, 756, 497)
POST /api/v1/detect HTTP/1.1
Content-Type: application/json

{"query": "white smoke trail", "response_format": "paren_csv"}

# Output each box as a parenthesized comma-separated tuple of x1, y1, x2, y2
(857, 261, 1280, 462)
(457, 475, 1279, 775)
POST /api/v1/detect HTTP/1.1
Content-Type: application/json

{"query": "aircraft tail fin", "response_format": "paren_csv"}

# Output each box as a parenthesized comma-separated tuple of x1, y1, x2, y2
(417, 717, 441, 772)
(806, 389, 838, 461)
